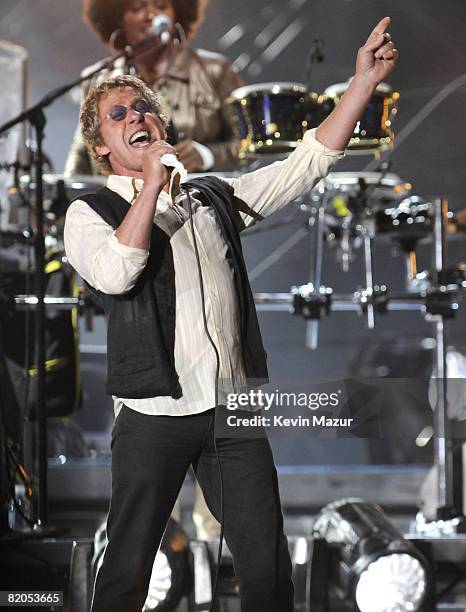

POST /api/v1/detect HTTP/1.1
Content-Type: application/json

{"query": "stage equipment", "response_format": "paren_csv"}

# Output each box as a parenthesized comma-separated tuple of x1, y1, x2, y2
(312, 499, 433, 612)
(315, 171, 412, 273)
(254, 195, 465, 525)
(324, 81, 399, 153)
(226, 82, 333, 158)
(93, 518, 193, 611)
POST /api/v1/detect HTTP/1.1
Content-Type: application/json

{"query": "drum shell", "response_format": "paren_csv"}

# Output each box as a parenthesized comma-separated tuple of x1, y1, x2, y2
(227, 83, 334, 158)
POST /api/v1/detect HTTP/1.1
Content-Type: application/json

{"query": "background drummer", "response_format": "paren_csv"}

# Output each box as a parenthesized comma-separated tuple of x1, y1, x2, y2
(64, 0, 243, 176)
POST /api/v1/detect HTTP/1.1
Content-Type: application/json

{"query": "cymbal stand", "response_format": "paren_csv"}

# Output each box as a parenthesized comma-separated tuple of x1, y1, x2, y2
(306, 184, 379, 347)
(430, 198, 456, 519)
(306, 194, 328, 349)
(361, 221, 377, 330)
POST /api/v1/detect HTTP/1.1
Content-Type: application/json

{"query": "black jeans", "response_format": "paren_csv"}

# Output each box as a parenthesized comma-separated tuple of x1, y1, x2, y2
(91, 405, 294, 612)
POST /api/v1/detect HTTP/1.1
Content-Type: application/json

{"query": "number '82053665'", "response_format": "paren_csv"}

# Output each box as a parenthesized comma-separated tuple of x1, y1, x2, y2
(0, 591, 63, 607)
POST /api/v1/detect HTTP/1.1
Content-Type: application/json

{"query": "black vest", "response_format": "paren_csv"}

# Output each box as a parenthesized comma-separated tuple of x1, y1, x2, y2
(77, 176, 268, 399)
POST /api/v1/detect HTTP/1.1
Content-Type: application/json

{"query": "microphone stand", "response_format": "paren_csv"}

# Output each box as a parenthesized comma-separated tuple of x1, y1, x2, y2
(305, 38, 325, 90)
(0, 38, 161, 532)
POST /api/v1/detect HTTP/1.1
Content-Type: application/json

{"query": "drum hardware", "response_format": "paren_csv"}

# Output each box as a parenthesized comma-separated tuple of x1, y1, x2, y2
(437, 267, 466, 288)
(355, 285, 389, 316)
(307, 172, 402, 345)
(424, 288, 458, 319)
(255, 196, 465, 524)
(362, 229, 377, 328)
(291, 283, 332, 320)
(313, 171, 412, 274)
(376, 195, 436, 289)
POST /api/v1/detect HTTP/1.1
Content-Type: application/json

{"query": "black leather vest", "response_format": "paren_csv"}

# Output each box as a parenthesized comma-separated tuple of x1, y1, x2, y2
(77, 176, 268, 399)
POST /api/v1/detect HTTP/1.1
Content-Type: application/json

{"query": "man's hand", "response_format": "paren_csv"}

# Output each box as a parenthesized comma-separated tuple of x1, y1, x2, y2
(315, 16, 399, 151)
(174, 140, 204, 173)
(355, 16, 399, 88)
(142, 140, 177, 191)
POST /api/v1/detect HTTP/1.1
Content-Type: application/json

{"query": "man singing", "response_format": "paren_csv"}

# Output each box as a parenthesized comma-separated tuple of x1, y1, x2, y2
(64, 17, 398, 612)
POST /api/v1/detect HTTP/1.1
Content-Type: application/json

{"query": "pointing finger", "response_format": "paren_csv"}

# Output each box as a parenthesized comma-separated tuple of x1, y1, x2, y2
(369, 16, 391, 39)
(364, 17, 392, 52)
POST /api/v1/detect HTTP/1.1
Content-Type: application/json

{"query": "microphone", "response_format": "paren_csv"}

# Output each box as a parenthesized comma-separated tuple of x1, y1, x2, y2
(148, 15, 172, 45)
(160, 153, 188, 185)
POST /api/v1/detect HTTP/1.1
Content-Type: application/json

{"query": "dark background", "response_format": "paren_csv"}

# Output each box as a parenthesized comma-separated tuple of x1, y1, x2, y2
(1, 0, 465, 465)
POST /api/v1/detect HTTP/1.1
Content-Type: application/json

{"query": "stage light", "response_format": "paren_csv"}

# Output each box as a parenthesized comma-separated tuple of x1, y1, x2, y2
(313, 498, 432, 612)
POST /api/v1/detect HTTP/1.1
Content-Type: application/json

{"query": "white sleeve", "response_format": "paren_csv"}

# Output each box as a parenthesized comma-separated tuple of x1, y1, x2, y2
(222, 129, 345, 228)
(64, 200, 149, 295)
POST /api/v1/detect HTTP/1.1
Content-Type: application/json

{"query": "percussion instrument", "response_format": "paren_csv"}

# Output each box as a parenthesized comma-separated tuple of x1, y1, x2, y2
(324, 81, 399, 153)
(315, 171, 411, 205)
(376, 195, 434, 246)
(312, 172, 412, 266)
(226, 82, 333, 159)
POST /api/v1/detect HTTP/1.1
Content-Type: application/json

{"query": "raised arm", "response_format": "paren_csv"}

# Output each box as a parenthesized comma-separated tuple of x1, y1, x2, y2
(224, 18, 399, 227)
(316, 16, 399, 150)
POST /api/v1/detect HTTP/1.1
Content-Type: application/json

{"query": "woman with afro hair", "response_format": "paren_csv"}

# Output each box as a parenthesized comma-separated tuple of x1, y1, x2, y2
(65, 0, 242, 175)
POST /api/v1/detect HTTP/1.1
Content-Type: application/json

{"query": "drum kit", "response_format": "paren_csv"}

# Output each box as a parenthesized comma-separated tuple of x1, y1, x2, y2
(1, 72, 465, 531)
(228, 80, 465, 529)
(226, 79, 399, 158)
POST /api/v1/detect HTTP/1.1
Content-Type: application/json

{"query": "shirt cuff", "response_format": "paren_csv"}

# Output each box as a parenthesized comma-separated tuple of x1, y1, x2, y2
(304, 128, 346, 157)
(191, 141, 215, 171)
(108, 231, 149, 262)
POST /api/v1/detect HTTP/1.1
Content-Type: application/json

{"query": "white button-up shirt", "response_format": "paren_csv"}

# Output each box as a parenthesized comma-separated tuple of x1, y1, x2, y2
(64, 129, 344, 416)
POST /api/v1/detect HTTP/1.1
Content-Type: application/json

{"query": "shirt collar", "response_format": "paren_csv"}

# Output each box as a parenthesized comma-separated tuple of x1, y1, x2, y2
(106, 166, 184, 204)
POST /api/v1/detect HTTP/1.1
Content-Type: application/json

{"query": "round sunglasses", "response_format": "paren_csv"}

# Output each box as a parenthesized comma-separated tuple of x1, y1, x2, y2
(103, 98, 153, 122)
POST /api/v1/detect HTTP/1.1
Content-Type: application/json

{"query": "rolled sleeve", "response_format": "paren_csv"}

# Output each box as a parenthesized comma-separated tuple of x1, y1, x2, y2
(222, 128, 345, 228)
(107, 232, 149, 261)
(64, 200, 149, 295)
(303, 128, 345, 157)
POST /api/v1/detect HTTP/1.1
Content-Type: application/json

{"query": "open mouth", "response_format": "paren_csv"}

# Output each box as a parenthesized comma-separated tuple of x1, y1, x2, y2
(129, 130, 151, 147)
